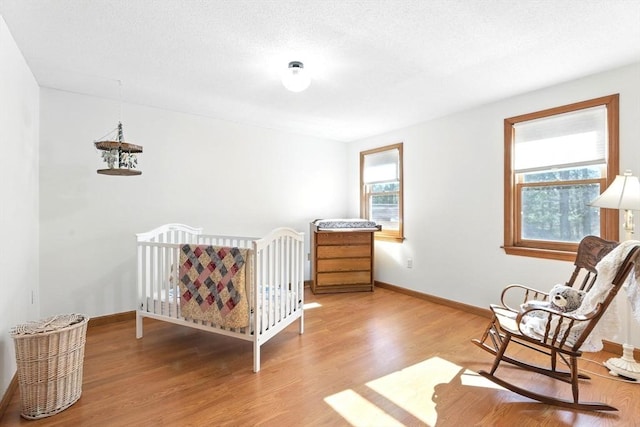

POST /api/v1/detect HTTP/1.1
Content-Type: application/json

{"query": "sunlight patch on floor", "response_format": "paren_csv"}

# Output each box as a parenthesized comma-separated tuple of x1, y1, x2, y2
(303, 302, 322, 310)
(459, 369, 506, 390)
(324, 389, 405, 427)
(365, 357, 462, 426)
(324, 357, 470, 426)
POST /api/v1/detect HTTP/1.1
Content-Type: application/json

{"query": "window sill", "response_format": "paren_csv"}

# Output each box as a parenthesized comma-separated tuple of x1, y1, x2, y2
(375, 235, 405, 243)
(503, 246, 576, 262)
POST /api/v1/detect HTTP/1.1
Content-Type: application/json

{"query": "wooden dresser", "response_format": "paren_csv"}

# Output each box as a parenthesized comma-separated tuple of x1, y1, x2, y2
(310, 223, 378, 294)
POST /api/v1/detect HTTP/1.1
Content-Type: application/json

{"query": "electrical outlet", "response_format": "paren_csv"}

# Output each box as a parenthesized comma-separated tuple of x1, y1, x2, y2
(407, 258, 413, 268)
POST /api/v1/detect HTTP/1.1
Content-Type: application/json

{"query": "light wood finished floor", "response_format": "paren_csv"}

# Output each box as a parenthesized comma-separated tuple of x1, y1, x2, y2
(2, 287, 639, 426)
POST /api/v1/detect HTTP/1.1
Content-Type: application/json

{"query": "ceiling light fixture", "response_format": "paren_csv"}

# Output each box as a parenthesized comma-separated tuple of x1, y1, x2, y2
(282, 61, 311, 92)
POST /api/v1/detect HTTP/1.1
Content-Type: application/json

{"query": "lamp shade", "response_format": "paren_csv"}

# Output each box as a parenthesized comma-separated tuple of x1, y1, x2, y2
(589, 171, 640, 210)
(282, 61, 311, 92)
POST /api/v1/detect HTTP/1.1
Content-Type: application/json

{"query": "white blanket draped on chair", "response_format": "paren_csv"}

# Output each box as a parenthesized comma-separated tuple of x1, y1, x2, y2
(524, 240, 640, 351)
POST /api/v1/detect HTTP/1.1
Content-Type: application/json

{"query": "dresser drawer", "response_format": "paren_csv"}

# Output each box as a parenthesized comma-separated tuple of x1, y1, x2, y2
(317, 257, 371, 272)
(316, 232, 371, 245)
(317, 245, 371, 259)
(316, 271, 372, 286)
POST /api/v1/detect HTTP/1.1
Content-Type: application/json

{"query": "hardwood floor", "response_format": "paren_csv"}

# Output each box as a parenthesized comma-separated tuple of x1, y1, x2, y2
(2, 287, 639, 426)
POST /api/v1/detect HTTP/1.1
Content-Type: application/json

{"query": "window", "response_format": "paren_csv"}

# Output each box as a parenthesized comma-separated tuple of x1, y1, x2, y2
(360, 143, 404, 242)
(504, 94, 619, 261)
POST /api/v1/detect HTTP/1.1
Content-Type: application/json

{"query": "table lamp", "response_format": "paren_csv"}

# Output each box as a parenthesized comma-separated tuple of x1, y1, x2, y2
(589, 170, 640, 381)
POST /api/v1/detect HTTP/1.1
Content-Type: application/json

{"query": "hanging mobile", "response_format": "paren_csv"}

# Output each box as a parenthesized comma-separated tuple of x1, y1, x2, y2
(94, 81, 143, 176)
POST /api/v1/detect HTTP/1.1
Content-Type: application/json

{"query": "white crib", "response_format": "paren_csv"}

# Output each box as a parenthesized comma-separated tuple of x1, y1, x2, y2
(136, 223, 305, 372)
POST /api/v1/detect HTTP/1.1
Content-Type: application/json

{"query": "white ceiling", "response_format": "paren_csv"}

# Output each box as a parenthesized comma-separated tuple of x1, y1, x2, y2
(1, 0, 639, 142)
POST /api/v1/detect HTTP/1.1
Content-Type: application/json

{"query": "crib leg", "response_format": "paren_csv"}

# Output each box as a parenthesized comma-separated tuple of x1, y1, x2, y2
(136, 311, 144, 339)
(299, 314, 304, 335)
(253, 340, 261, 373)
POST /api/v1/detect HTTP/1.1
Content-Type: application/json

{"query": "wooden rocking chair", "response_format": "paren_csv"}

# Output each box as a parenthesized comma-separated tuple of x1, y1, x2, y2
(472, 236, 640, 411)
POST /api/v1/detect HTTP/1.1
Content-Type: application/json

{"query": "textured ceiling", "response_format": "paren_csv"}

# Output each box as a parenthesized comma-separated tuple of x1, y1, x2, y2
(1, 0, 639, 142)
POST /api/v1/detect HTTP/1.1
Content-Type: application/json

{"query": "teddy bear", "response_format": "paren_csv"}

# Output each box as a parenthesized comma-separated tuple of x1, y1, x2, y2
(547, 284, 586, 313)
(521, 284, 586, 316)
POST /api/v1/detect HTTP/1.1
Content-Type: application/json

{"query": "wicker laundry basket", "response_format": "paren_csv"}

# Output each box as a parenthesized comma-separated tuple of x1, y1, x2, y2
(10, 313, 89, 420)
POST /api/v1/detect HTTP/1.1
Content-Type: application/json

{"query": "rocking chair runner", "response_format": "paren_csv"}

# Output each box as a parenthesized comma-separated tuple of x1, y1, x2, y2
(472, 236, 640, 411)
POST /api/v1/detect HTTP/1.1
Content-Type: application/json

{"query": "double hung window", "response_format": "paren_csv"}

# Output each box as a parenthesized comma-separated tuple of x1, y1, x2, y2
(504, 95, 619, 260)
(360, 143, 404, 242)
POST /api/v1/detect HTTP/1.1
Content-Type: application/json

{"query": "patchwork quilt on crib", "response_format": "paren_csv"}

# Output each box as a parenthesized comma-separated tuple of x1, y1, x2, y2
(179, 244, 249, 328)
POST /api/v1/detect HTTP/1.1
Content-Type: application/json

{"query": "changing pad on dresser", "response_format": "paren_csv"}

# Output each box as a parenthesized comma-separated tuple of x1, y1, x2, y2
(313, 218, 379, 230)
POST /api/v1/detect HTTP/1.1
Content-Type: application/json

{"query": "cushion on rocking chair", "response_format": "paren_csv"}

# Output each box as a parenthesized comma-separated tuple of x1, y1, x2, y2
(490, 305, 520, 334)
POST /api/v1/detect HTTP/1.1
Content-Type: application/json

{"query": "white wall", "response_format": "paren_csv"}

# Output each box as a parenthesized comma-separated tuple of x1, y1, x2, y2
(348, 63, 640, 347)
(0, 15, 40, 399)
(39, 88, 348, 318)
